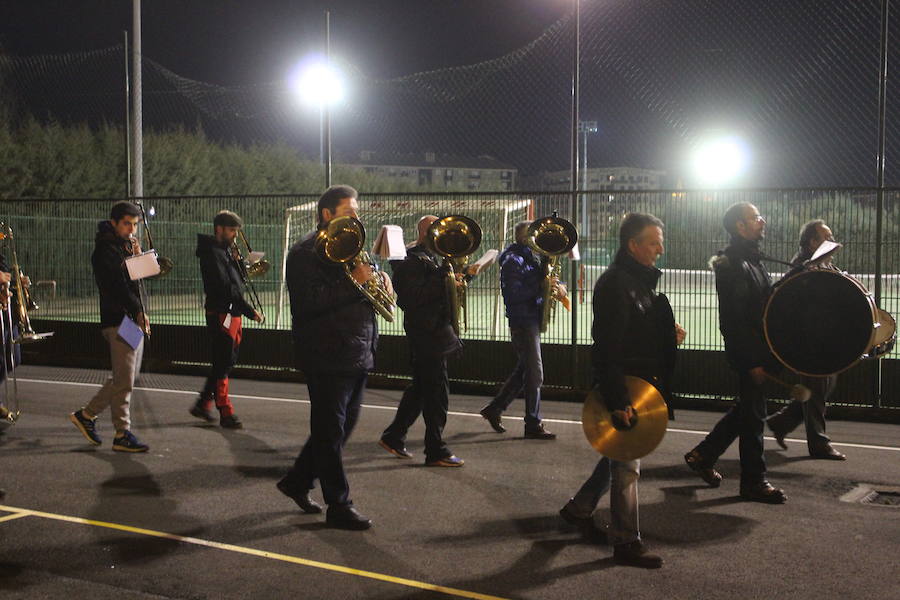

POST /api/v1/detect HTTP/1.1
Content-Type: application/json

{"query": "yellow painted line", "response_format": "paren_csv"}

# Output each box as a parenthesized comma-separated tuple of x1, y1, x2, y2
(0, 505, 508, 600)
(0, 511, 31, 523)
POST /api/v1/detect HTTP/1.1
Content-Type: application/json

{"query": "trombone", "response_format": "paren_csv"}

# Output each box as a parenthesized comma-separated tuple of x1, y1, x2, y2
(230, 234, 267, 324)
(425, 215, 482, 335)
(134, 201, 174, 278)
(526, 212, 578, 333)
(0, 222, 54, 427)
(314, 216, 396, 322)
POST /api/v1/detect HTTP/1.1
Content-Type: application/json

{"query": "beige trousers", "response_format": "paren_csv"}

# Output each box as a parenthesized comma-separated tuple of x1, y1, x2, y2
(85, 327, 143, 433)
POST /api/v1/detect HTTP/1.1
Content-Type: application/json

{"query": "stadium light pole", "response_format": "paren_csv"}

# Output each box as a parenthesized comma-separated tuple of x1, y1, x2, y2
(569, 0, 581, 382)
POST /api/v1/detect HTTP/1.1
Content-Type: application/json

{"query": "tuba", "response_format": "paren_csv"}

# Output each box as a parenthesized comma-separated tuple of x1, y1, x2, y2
(314, 216, 396, 322)
(526, 212, 578, 333)
(425, 215, 482, 335)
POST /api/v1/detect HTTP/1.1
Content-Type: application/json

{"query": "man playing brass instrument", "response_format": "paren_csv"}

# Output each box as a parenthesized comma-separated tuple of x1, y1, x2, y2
(277, 185, 392, 530)
(190, 210, 263, 429)
(479, 220, 561, 439)
(378, 215, 474, 467)
(560, 213, 682, 569)
(69, 201, 150, 453)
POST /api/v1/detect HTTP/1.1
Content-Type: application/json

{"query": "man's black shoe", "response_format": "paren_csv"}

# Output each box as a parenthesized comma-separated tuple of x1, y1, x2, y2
(809, 445, 846, 460)
(684, 449, 722, 487)
(559, 501, 607, 544)
(740, 481, 787, 504)
(220, 414, 243, 429)
(479, 407, 506, 433)
(189, 399, 216, 423)
(613, 541, 663, 569)
(766, 418, 789, 450)
(326, 504, 372, 530)
(524, 423, 556, 440)
(276, 480, 323, 514)
(378, 438, 413, 459)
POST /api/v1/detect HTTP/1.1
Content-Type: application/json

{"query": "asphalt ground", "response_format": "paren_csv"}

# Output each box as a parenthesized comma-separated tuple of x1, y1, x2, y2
(1, 365, 899, 600)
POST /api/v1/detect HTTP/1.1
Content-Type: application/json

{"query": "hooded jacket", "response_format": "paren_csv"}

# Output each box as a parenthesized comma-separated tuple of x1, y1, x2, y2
(195, 233, 256, 318)
(710, 236, 779, 373)
(285, 229, 377, 374)
(92, 221, 143, 328)
(592, 250, 677, 412)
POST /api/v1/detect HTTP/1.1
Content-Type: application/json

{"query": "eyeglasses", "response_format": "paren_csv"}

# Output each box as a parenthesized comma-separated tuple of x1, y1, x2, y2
(744, 215, 765, 223)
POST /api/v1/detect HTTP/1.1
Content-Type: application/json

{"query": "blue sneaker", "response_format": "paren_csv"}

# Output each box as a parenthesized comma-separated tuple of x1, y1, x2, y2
(69, 410, 101, 446)
(425, 455, 464, 467)
(112, 430, 149, 453)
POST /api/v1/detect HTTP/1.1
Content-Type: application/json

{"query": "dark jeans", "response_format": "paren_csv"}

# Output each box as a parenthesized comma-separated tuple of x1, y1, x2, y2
(381, 348, 451, 461)
(767, 374, 836, 452)
(695, 371, 767, 485)
(280, 371, 367, 507)
(199, 313, 241, 416)
(486, 323, 543, 428)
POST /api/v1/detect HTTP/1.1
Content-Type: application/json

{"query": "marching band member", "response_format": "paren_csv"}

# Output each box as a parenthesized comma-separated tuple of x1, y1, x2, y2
(685, 202, 787, 503)
(766, 220, 846, 460)
(277, 185, 392, 530)
(560, 213, 680, 569)
(190, 210, 262, 429)
(69, 201, 150, 452)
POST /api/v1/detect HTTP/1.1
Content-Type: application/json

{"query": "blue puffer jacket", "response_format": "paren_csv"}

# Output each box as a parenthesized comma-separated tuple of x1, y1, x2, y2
(499, 243, 544, 328)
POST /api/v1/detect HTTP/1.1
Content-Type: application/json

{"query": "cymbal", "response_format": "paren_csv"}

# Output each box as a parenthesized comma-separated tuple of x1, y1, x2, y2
(581, 376, 668, 461)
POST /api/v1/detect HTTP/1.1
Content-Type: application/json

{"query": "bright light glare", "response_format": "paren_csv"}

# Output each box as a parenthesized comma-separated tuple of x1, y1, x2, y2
(289, 60, 345, 107)
(691, 136, 749, 186)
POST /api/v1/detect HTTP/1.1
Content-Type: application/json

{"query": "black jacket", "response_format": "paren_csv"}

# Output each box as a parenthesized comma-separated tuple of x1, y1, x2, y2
(286, 229, 377, 374)
(196, 234, 256, 318)
(711, 236, 779, 373)
(390, 244, 462, 357)
(92, 221, 143, 328)
(592, 250, 677, 412)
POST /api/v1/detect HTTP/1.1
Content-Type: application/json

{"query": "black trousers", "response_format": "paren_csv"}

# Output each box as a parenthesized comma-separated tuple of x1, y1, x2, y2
(381, 347, 450, 461)
(280, 370, 366, 507)
(767, 374, 836, 452)
(695, 370, 767, 485)
(200, 313, 240, 397)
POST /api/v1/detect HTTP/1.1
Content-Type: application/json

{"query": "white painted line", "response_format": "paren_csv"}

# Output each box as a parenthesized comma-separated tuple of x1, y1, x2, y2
(16, 377, 900, 452)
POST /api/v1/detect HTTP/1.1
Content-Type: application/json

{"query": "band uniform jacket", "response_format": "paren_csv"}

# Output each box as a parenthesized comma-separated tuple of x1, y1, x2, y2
(286, 229, 377, 374)
(92, 221, 143, 328)
(710, 236, 780, 373)
(592, 250, 677, 413)
(195, 234, 257, 318)
(389, 243, 462, 357)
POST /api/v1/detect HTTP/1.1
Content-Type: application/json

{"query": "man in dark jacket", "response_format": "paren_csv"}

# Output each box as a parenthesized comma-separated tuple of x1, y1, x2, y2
(378, 215, 467, 467)
(0, 252, 14, 424)
(478, 220, 561, 439)
(277, 185, 391, 530)
(766, 220, 846, 460)
(190, 210, 263, 429)
(685, 202, 787, 503)
(560, 213, 680, 569)
(69, 201, 150, 453)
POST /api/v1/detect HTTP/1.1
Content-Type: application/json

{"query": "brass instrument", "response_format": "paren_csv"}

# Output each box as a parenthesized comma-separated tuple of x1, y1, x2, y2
(135, 202, 174, 278)
(582, 376, 668, 461)
(238, 230, 271, 277)
(230, 237, 266, 324)
(314, 216, 395, 322)
(425, 215, 482, 335)
(526, 212, 578, 333)
(0, 223, 54, 427)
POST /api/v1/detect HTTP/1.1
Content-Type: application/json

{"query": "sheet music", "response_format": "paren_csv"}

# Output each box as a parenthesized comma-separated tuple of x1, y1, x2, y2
(372, 225, 407, 260)
(125, 250, 161, 281)
(248, 251, 265, 264)
(469, 249, 499, 274)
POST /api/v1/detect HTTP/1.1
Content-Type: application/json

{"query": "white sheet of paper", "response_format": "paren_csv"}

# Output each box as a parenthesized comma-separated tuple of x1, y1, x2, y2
(248, 251, 265, 264)
(223, 314, 232, 329)
(125, 250, 161, 280)
(568, 243, 581, 261)
(470, 249, 499, 274)
(372, 225, 407, 260)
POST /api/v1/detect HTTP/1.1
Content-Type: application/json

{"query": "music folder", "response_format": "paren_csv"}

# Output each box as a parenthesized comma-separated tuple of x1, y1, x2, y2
(372, 225, 407, 260)
(125, 250, 161, 280)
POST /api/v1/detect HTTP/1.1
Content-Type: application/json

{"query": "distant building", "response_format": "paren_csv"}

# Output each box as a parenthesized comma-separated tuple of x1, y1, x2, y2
(526, 166, 667, 191)
(342, 151, 518, 191)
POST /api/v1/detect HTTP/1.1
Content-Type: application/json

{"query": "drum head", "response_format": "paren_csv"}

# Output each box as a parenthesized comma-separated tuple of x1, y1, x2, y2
(765, 270, 875, 376)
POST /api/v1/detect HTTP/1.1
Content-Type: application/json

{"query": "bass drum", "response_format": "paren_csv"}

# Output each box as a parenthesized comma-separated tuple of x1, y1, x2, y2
(764, 269, 895, 376)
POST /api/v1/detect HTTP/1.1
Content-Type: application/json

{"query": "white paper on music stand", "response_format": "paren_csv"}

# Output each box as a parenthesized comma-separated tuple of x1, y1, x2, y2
(372, 225, 407, 260)
(469, 249, 499, 274)
(248, 251, 265, 264)
(807, 240, 841, 266)
(568, 243, 581, 261)
(125, 250, 161, 280)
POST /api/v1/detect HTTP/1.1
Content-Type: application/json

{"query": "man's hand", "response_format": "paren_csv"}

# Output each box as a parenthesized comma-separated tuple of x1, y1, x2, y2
(611, 406, 635, 429)
(379, 271, 395, 298)
(554, 282, 568, 299)
(136, 312, 151, 336)
(675, 323, 687, 346)
(253, 311, 264, 323)
(350, 262, 374, 285)
(749, 366, 767, 386)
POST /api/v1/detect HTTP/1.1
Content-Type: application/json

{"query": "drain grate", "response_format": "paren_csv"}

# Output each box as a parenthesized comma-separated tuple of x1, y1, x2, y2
(840, 484, 900, 507)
